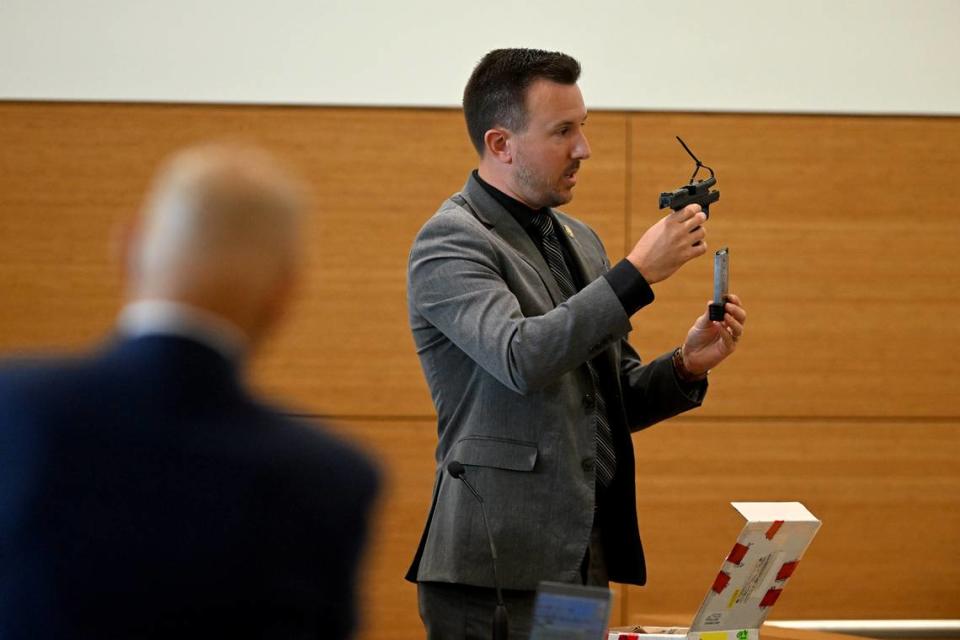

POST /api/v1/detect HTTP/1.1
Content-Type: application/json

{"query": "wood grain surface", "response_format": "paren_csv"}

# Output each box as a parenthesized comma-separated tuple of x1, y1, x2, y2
(2, 102, 958, 638)
(628, 113, 960, 418)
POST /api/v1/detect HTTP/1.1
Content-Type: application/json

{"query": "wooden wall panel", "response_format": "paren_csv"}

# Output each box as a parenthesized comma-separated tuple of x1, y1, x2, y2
(323, 418, 435, 640)
(0, 102, 472, 417)
(3, 103, 959, 636)
(627, 114, 960, 418)
(626, 419, 960, 620)
(0, 103, 627, 418)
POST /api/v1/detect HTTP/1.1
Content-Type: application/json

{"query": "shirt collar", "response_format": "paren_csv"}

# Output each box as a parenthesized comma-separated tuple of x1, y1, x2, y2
(117, 300, 248, 362)
(472, 169, 548, 232)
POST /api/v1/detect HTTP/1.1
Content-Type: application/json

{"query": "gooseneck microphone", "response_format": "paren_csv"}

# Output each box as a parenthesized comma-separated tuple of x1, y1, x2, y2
(447, 460, 509, 640)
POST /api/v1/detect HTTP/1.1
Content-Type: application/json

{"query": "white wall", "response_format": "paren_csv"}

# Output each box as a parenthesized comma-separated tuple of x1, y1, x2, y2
(1, 0, 957, 114)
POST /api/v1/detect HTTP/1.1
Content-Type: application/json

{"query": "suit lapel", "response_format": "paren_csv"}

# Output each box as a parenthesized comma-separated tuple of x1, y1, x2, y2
(460, 177, 567, 306)
(461, 175, 625, 410)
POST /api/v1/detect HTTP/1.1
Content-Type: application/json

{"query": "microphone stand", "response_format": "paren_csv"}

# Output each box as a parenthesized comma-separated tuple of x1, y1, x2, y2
(448, 461, 509, 640)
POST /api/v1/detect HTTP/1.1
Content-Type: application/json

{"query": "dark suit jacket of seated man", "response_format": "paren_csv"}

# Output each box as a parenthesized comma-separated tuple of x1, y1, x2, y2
(0, 145, 380, 639)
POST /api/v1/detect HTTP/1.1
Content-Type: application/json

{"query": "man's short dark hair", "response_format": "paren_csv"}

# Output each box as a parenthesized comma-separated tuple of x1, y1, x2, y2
(463, 48, 581, 155)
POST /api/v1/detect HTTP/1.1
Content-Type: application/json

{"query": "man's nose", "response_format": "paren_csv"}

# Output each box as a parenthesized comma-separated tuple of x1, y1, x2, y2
(573, 131, 591, 160)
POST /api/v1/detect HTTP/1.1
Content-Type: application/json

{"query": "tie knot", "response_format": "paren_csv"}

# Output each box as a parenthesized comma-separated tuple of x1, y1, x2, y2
(532, 212, 555, 237)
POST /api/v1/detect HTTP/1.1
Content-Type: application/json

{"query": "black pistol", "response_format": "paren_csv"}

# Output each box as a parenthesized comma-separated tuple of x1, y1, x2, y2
(659, 136, 720, 218)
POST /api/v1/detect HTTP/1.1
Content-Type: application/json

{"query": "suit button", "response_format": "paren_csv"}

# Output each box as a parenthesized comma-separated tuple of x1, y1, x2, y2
(583, 394, 595, 410)
(582, 458, 594, 472)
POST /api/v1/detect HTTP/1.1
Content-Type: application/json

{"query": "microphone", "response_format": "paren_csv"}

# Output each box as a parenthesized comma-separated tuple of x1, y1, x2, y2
(446, 460, 509, 640)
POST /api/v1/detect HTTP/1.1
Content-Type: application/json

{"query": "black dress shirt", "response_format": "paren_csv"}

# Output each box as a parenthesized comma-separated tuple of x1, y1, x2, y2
(473, 170, 654, 315)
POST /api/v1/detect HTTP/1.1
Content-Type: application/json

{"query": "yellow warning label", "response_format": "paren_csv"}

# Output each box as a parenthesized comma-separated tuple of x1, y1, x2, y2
(727, 588, 741, 609)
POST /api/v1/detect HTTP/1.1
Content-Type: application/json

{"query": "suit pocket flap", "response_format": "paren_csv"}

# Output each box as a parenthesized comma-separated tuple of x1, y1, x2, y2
(454, 437, 538, 472)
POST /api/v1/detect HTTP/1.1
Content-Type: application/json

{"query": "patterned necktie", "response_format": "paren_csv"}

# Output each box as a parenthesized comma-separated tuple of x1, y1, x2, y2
(531, 212, 617, 489)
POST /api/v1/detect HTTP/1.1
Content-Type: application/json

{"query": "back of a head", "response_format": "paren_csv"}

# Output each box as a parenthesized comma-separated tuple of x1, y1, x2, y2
(131, 144, 307, 343)
(462, 48, 581, 155)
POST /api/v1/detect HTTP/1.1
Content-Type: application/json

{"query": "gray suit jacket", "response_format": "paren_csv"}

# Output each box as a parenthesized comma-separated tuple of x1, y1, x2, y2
(406, 173, 705, 589)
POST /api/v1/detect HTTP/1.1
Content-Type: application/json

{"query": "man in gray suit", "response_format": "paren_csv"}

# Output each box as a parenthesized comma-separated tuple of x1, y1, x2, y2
(406, 49, 747, 639)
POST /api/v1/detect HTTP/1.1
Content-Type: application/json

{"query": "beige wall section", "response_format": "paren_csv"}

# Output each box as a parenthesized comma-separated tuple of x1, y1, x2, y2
(0, 102, 475, 415)
(628, 420, 960, 621)
(628, 113, 960, 418)
(0, 102, 628, 418)
(2, 103, 959, 638)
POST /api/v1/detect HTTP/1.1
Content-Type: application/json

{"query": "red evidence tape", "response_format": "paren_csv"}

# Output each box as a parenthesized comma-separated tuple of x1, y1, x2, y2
(776, 560, 799, 581)
(765, 520, 784, 540)
(760, 588, 783, 607)
(727, 542, 749, 565)
(712, 571, 732, 594)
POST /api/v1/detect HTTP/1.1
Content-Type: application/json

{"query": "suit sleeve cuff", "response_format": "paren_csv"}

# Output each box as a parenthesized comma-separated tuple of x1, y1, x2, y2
(603, 259, 655, 316)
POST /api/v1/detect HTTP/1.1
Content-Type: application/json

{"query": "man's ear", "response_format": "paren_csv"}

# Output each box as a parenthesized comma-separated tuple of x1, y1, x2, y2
(483, 128, 512, 164)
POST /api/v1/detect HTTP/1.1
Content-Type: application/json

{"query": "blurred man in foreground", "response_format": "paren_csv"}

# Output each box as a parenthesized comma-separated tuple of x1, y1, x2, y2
(0, 144, 379, 639)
